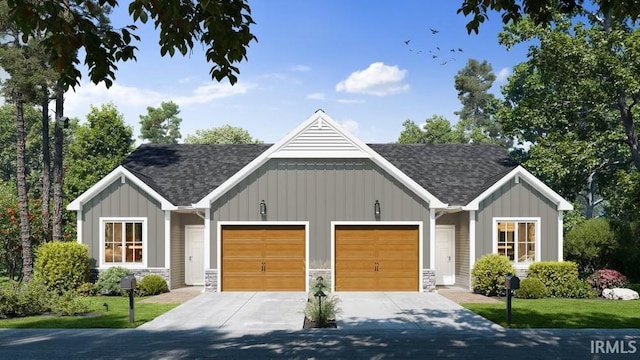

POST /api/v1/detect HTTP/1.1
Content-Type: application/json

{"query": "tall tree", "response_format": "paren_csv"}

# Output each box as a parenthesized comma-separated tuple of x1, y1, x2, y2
(7, 0, 256, 89)
(65, 104, 134, 200)
(458, 0, 640, 34)
(184, 125, 261, 144)
(454, 59, 509, 147)
(139, 101, 182, 144)
(398, 116, 467, 144)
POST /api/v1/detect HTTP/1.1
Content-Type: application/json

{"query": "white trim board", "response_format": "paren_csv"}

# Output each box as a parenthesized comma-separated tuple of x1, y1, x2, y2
(67, 166, 176, 211)
(196, 111, 446, 209)
(463, 166, 573, 211)
(330, 221, 424, 292)
(216, 221, 310, 293)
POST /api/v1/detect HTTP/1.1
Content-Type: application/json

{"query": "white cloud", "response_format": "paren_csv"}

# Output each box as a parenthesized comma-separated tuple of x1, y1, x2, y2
(340, 119, 359, 135)
(337, 99, 365, 104)
(178, 77, 193, 84)
(290, 65, 311, 72)
(336, 62, 409, 96)
(306, 92, 326, 100)
(496, 67, 512, 82)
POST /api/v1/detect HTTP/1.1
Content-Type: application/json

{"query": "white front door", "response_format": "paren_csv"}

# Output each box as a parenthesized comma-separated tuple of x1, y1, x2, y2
(436, 225, 455, 285)
(185, 225, 204, 285)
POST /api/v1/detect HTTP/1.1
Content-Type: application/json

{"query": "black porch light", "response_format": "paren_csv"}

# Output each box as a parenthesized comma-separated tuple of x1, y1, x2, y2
(374, 200, 381, 217)
(259, 200, 267, 217)
(314, 276, 327, 321)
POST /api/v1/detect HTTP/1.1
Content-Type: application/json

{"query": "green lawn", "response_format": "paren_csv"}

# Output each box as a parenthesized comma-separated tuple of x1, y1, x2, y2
(464, 298, 640, 328)
(0, 296, 178, 329)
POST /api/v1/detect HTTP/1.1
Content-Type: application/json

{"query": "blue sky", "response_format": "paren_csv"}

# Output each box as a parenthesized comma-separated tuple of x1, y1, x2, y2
(64, 1, 530, 144)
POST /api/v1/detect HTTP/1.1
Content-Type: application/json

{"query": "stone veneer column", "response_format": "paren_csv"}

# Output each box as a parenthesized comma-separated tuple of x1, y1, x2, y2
(308, 269, 332, 290)
(205, 269, 218, 292)
(422, 269, 436, 292)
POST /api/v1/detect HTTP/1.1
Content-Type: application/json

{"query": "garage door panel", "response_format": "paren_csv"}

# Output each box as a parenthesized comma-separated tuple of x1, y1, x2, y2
(222, 225, 305, 291)
(335, 225, 418, 291)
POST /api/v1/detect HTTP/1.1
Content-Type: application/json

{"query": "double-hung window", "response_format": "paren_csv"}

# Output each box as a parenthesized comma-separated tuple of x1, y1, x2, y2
(494, 218, 539, 264)
(100, 218, 146, 267)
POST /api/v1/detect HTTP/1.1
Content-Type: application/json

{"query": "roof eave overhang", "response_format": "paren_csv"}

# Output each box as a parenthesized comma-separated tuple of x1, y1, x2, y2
(461, 166, 574, 212)
(67, 166, 177, 211)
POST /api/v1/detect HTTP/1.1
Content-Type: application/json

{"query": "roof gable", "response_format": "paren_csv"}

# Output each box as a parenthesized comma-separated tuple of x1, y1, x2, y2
(195, 110, 447, 208)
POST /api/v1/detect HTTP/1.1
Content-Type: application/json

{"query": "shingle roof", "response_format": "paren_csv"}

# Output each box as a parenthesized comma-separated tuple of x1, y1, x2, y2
(120, 143, 518, 206)
(368, 144, 518, 206)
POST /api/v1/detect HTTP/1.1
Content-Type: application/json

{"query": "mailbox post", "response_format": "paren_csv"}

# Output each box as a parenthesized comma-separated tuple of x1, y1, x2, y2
(504, 273, 520, 326)
(120, 275, 137, 324)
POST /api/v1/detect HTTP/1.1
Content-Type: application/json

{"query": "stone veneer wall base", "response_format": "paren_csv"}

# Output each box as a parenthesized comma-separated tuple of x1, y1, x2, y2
(205, 269, 219, 292)
(422, 269, 436, 292)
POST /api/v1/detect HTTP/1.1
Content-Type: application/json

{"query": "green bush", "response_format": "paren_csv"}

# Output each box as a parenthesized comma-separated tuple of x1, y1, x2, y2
(136, 275, 169, 296)
(50, 291, 91, 316)
(76, 282, 98, 297)
(564, 219, 617, 275)
(96, 267, 132, 296)
(515, 277, 548, 299)
(33, 242, 90, 295)
(527, 261, 579, 297)
(0, 280, 50, 318)
(555, 279, 597, 299)
(471, 254, 516, 296)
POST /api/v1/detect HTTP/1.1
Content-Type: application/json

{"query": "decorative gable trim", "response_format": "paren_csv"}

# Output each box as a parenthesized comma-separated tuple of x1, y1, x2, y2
(195, 110, 447, 208)
(67, 166, 177, 211)
(462, 166, 573, 211)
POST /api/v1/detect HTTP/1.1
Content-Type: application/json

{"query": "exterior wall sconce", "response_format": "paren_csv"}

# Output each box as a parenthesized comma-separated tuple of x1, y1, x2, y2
(374, 200, 381, 217)
(259, 200, 267, 217)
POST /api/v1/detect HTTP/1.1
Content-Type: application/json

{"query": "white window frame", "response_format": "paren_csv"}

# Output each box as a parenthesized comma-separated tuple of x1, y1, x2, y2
(99, 217, 148, 268)
(492, 217, 540, 266)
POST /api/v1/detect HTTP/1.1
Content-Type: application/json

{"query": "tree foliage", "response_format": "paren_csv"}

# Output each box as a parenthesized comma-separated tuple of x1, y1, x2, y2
(398, 116, 467, 144)
(65, 104, 134, 199)
(184, 124, 261, 144)
(564, 218, 617, 275)
(457, 0, 640, 34)
(139, 101, 182, 144)
(5, 0, 256, 89)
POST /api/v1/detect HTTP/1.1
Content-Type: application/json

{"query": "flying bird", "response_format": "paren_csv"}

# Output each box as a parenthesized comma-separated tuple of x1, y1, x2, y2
(432, 55, 437, 59)
(440, 61, 447, 65)
(450, 49, 456, 52)
(404, 40, 411, 45)
(436, 47, 440, 51)
(430, 28, 439, 34)
(458, 48, 464, 52)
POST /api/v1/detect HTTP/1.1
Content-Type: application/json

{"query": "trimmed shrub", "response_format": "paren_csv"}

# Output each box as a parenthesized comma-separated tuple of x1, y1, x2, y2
(0, 280, 50, 318)
(136, 275, 169, 296)
(564, 218, 617, 275)
(76, 282, 98, 297)
(471, 254, 516, 296)
(587, 269, 629, 296)
(515, 277, 548, 299)
(555, 279, 597, 299)
(33, 242, 90, 295)
(527, 261, 579, 297)
(96, 267, 132, 296)
(50, 291, 91, 316)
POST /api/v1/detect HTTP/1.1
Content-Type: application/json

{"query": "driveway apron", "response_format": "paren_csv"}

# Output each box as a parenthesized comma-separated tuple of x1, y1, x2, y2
(138, 292, 308, 332)
(336, 292, 503, 332)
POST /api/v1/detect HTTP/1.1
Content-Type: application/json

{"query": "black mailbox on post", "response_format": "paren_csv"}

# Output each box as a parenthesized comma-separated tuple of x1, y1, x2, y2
(120, 275, 137, 290)
(505, 274, 520, 290)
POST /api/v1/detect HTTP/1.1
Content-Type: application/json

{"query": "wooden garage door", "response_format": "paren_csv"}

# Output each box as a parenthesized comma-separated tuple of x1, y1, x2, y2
(335, 225, 418, 291)
(222, 225, 305, 291)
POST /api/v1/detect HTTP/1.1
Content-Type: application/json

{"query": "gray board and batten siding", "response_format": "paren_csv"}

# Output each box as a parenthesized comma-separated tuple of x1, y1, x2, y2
(210, 158, 432, 269)
(81, 179, 166, 268)
(476, 177, 559, 261)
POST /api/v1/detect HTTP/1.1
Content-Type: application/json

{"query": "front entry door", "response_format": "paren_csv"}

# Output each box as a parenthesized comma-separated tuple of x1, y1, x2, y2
(435, 225, 455, 285)
(185, 225, 204, 285)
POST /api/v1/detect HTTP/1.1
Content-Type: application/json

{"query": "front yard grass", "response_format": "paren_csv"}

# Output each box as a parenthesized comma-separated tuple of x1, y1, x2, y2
(464, 298, 640, 328)
(0, 296, 178, 329)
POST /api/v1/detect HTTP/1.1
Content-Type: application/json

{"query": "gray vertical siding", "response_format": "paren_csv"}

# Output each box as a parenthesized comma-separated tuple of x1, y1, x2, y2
(170, 213, 203, 288)
(436, 212, 470, 288)
(210, 159, 432, 269)
(477, 179, 559, 261)
(82, 179, 165, 267)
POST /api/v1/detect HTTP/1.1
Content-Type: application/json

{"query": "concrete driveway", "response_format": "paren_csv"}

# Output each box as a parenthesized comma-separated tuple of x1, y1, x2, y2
(139, 291, 501, 333)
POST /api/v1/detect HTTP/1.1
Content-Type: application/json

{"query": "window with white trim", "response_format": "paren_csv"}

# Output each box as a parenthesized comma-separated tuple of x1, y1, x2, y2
(102, 218, 146, 265)
(495, 219, 538, 264)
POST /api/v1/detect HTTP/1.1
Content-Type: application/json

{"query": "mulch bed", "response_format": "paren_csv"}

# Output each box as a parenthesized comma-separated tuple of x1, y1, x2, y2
(303, 317, 338, 329)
